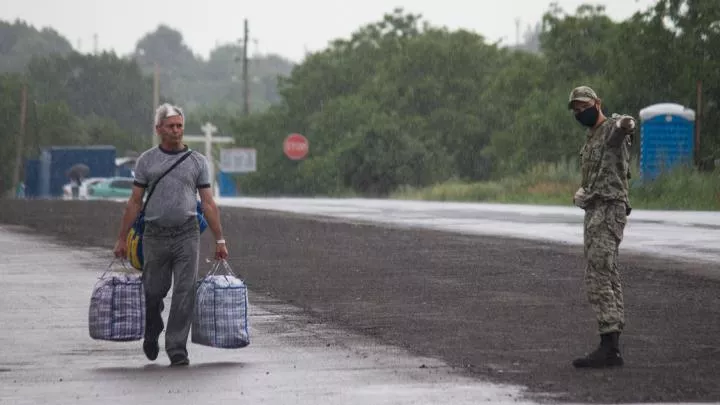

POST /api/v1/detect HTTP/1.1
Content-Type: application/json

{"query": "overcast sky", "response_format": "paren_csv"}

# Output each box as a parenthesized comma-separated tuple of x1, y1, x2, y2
(3, 0, 657, 62)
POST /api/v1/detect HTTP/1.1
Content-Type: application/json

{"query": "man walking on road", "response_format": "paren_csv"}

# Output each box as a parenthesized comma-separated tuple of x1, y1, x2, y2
(113, 103, 228, 366)
(568, 86, 635, 369)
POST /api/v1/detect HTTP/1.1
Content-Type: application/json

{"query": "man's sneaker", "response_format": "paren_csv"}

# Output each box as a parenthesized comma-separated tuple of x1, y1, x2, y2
(169, 354, 190, 367)
(143, 340, 159, 361)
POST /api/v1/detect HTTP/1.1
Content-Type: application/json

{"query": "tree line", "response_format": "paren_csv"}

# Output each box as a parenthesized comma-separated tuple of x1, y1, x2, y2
(1, 1, 718, 198)
(0, 20, 294, 193)
(229, 1, 720, 196)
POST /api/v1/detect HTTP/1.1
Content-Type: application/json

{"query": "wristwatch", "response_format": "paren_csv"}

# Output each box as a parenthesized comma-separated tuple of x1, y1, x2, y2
(216, 239, 226, 245)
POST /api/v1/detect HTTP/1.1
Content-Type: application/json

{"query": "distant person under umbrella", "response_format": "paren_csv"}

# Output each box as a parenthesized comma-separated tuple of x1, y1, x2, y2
(66, 163, 90, 199)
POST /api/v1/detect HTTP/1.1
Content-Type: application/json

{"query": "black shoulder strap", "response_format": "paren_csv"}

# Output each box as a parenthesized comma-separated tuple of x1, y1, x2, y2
(143, 150, 193, 210)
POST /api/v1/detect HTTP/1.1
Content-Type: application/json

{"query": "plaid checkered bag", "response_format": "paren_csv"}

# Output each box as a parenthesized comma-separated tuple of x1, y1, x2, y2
(88, 260, 145, 341)
(191, 260, 250, 349)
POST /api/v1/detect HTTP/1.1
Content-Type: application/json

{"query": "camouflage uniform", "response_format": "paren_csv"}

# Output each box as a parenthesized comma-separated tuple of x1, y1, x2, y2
(569, 86, 634, 368)
(579, 114, 632, 334)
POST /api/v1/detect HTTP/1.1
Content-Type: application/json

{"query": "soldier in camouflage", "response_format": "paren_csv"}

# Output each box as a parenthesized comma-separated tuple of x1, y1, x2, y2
(568, 86, 635, 369)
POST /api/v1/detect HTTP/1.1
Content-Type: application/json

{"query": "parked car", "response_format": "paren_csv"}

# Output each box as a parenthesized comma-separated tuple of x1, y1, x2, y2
(86, 177, 135, 200)
(62, 177, 106, 200)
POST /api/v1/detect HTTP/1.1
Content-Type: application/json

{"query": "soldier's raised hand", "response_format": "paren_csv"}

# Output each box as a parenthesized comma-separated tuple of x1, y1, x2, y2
(617, 116, 636, 132)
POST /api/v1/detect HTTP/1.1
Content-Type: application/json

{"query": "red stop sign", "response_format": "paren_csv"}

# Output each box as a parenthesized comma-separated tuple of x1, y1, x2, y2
(284, 133, 309, 160)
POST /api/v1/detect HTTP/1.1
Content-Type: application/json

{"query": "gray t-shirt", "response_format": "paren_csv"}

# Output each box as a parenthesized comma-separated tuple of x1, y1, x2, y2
(133, 146, 211, 227)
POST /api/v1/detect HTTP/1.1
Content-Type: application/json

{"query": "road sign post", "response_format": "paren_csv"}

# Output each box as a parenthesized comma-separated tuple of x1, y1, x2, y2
(183, 122, 234, 195)
(283, 133, 309, 160)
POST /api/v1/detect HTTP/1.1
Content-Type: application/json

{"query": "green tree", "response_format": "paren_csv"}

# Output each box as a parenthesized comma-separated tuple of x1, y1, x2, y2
(0, 20, 73, 73)
(640, 0, 720, 158)
(540, 4, 621, 84)
(25, 51, 155, 136)
(132, 25, 295, 113)
(0, 74, 102, 194)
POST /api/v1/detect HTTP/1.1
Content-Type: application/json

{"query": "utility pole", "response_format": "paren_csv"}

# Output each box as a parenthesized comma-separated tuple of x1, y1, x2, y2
(242, 19, 250, 116)
(152, 62, 160, 147)
(11, 83, 27, 198)
(515, 18, 521, 46)
(93, 33, 98, 55)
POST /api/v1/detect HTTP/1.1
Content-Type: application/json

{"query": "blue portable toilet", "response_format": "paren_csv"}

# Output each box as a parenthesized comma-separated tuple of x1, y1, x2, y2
(639, 103, 696, 181)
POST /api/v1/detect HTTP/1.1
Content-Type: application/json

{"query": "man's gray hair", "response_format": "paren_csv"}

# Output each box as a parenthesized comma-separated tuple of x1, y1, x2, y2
(154, 103, 184, 127)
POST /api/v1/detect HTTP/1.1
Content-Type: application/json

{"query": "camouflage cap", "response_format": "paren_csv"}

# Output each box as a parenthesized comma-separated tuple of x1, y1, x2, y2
(568, 86, 598, 109)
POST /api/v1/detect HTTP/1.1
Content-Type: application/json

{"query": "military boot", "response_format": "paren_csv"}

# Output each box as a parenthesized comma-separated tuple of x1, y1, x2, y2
(572, 332, 623, 368)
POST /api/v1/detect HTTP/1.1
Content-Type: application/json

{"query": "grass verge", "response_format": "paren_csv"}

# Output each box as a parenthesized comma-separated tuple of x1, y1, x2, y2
(391, 162, 720, 211)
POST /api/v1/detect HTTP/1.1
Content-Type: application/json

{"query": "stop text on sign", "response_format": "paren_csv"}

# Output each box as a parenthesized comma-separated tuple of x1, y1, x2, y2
(284, 133, 309, 160)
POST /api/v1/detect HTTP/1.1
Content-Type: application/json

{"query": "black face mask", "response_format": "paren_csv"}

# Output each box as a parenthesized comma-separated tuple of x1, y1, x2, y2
(575, 105, 599, 127)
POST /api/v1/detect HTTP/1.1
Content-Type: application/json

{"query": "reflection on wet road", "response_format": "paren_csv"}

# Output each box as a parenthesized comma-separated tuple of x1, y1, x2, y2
(218, 198, 720, 264)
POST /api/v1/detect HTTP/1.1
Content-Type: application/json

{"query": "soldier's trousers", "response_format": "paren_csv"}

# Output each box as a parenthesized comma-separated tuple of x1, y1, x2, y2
(142, 218, 200, 358)
(583, 201, 627, 335)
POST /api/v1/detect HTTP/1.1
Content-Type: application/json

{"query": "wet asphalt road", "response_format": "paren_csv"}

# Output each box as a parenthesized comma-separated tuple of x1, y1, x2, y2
(0, 226, 533, 405)
(1, 199, 720, 404)
(217, 198, 720, 265)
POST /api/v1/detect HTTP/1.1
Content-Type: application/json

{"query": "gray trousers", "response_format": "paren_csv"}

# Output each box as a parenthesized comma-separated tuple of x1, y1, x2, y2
(142, 217, 200, 358)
